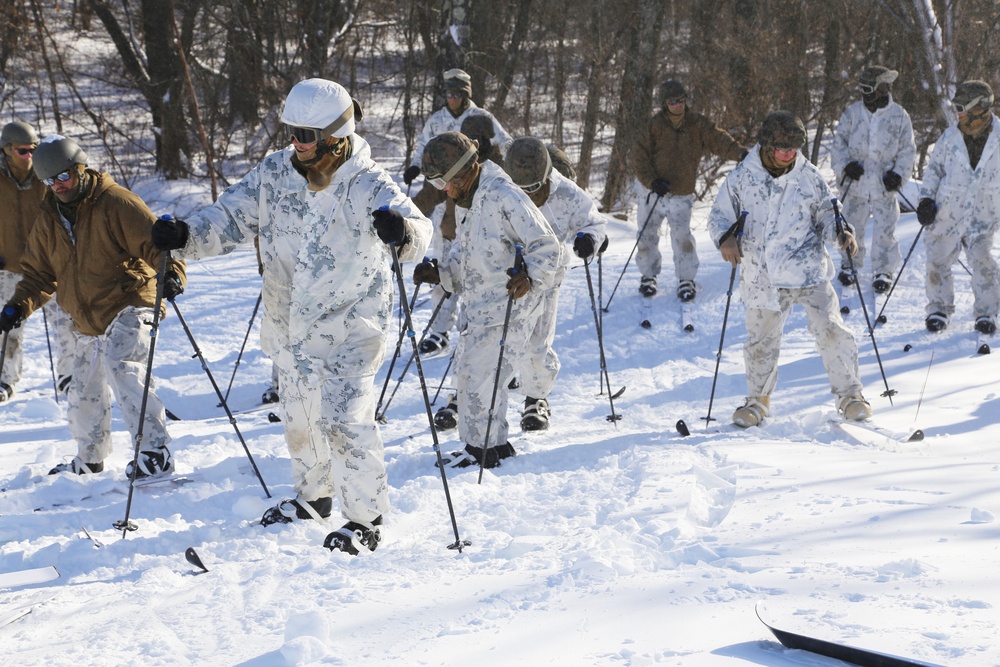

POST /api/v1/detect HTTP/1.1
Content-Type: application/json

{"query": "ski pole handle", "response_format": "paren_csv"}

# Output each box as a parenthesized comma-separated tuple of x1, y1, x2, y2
(830, 197, 846, 236)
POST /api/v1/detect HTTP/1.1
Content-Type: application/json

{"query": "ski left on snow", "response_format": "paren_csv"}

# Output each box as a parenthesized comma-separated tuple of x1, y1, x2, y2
(756, 602, 934, 667)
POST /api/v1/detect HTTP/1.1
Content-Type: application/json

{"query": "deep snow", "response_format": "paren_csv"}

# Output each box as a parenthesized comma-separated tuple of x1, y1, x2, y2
(1, 171, 998, 666)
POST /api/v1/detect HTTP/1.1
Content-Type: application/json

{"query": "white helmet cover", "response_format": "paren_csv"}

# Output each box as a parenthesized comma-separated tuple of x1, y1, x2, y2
(279, 78, 356, 139)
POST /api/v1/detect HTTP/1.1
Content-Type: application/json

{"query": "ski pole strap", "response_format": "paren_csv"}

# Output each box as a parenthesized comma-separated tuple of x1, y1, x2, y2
(718, 210, 748, 246)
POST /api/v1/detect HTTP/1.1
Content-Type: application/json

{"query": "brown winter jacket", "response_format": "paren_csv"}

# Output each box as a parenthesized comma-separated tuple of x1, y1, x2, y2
(631, 108, 745, 196)
(13, 169, 186, 336)
(0, 156, 48, 274)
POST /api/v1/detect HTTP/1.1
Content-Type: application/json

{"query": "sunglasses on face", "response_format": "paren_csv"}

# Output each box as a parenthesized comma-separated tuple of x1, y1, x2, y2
(953, 97, 986, 114)
(14, 146, 36, 156)
(43, 170, 73, 187)
(289, 126, 320, 144)
(426, 145, 477, 190)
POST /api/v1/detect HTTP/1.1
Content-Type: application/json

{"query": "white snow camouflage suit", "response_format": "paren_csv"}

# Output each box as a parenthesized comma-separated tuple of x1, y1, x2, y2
(414, 102, 515, 344)
(438, 161, 561, 450)
(178, 135, 432, 523)
(515, 169, 607, 400)
(919, 116, 1000, 321)
(831, 96, 916, 276)
(708, 146, 864, 403)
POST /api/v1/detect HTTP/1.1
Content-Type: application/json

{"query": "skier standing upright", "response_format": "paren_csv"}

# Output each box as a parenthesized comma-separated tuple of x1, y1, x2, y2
(708, 111, 870, 428)
(631, 78, 746, 302)
(831, 65, 916, 293)
(917, 80, 1000, 335)
(151, 79, 432, 555)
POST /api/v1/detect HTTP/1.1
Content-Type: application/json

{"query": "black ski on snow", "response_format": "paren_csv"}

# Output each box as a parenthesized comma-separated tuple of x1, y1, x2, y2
(756, 603, 938, 667)
(680, 300, 695, 333)
(977, 332, 991, 355)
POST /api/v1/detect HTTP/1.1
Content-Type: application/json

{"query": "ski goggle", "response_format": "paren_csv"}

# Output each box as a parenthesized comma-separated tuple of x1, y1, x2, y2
(289, 126, 321, 144)
(287, 103, 356, 145)
(859, 83, 877, 95)
(425, 145, 477, 190)
(42, 170, 74, 187)
(519, 179, 546, 194)
(14, 146, 36, 156)
(953, 96, 990, 113)
(665, 97, 686, 106)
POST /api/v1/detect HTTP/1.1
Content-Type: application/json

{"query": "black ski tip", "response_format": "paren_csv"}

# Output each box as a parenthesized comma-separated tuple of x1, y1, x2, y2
(876, 314, 887, 324)
(683, 323, 695, 332)
(908, 429, 925, 442)
(165, 409, 180, 421)
(676, 419, 690, 436)
(978, 343, 991, 355)
(611, 386, 626, 399)
(267, 412, 282, 423)
(185, 547, 209, 573)
(903, 343, 913, 352)
(640, 319, 651, 329)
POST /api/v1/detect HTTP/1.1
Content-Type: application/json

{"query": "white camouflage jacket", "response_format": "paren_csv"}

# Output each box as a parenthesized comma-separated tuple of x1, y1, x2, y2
(412, 102, 513, 167)
(439, 161, 561, 327)
(536, 170, 608, 275)
(709, 146, 841, 311)
(178, 135, 432, 379)
(920, 116, 1000, 238)
(831, 97, 916, 200)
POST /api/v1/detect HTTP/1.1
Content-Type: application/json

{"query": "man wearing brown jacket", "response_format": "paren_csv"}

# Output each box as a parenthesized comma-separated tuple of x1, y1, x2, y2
(0, 136, 186, 478)
(631, 79, 746, 301)
(0, 121, 75, 402)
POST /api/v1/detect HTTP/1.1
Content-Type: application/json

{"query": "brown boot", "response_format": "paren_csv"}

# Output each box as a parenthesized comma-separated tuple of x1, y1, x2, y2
(733, 396, 769, 428)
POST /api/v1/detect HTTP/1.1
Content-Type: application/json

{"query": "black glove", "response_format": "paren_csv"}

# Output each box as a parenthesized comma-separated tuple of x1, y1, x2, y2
(599, 236, 609, 254)
(573, 233, 596, 260)
(0, 303, 23, 334)
(162, 270, 184, 300)
(882, 170, 902, 192)
(843, 161, 865, 181)
(650, 178, 670, 197)
(403, 165, 421, 185)
(151, 215, 189, 251)
(412, 258, 440, 285)
(917, 198, 937, 227)
(373, 208, 408, 245)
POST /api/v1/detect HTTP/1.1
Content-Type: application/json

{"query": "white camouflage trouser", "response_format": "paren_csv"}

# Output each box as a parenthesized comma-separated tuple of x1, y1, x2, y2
(456, 294, 544, 450)
(634, 185, 697, 284)
(924, 227, 1000, 319)
(277, 366, 387, 524)
(514, 281, 562, 400)
(67, 306, 170, 465)
(839, 192, 901, 276)
(0, 270, 75, 389)
(744, 283, 862, 401)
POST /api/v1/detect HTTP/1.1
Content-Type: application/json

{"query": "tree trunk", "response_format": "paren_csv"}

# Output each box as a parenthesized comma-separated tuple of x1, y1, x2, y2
(601, 0, 665, 211)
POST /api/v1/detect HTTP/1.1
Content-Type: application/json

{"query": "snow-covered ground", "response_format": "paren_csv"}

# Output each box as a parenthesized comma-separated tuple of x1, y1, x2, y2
(2, 173, 998, 666)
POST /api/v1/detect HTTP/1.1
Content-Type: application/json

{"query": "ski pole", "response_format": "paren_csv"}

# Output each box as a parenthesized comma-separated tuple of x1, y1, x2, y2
(478, 246, 523, 484)
(41, 306, 58, 402)
(220, 289, 263, 405)
(374, 281, 421, 421)
(703, 211, 747, 428)
(376, 288, 451, 422)
(115, 252, 170, 537)
(874, 226, 924, 326)
(581, 237, 623, 424)
(386, 239, 470, 552)
(597, 243, 605, 394)
(0, 329, 9, 391)
(168, 297, 271, 498)
(603, 193, 662, 312)
(832, 198, 896, 403)
(431, 348, 455, 405)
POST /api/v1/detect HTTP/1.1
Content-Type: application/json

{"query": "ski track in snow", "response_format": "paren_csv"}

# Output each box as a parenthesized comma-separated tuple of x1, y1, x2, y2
(1, 182, 999, 666)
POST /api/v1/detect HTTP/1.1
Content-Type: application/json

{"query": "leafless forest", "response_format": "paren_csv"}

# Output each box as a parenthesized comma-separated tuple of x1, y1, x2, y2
(2, 0, 999, 211)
